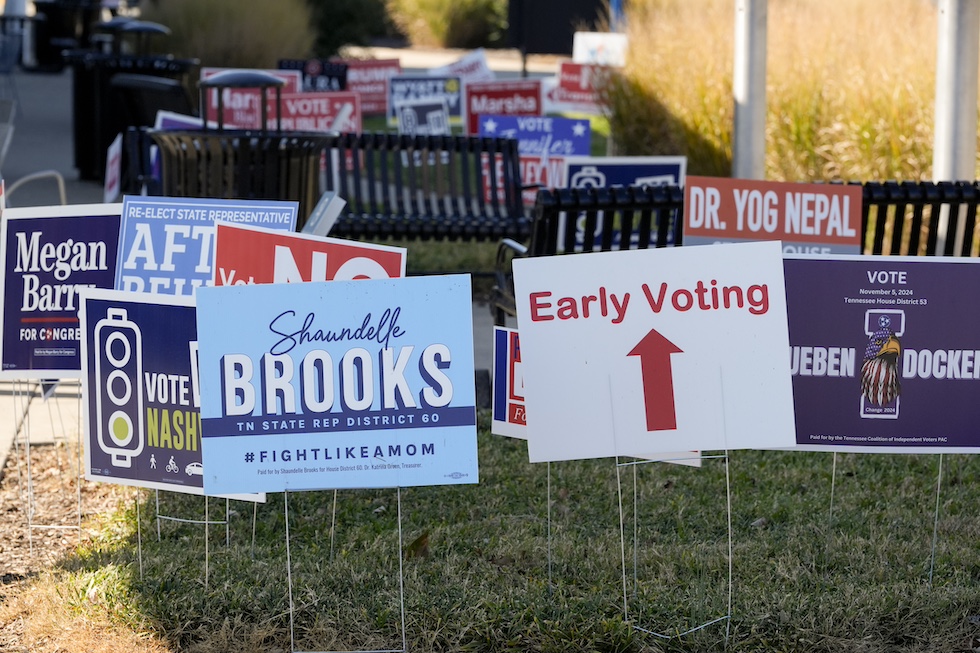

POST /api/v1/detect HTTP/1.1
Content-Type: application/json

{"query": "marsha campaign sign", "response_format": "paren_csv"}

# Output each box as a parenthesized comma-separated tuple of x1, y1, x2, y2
(79, 289, 260, 500)
(684, 177, 862, 254)
(464, 79, 542, 135)
(387, 75, 463, 128)
(195, 275, 478, 494)
(115, 196, 297, 296)
(0, 204, 121, 379)
(514, 241, 795, 462)
(787, 255, 980, 453)
(212, 222, 405, 285)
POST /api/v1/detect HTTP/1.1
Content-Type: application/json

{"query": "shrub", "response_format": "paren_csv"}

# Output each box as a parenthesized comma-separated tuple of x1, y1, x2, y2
(385, 0, 507, 49)
(139, 0, 316, 69)
(306, 0, 404, 57)
(608, 0, 939, 182)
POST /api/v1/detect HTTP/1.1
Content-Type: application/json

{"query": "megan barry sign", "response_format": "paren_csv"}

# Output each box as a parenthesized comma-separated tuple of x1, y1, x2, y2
(195, 275, 479, 494)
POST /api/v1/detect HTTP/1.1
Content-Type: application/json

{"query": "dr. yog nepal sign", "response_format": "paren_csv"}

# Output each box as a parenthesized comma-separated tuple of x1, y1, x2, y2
(195, 275, 478, 494)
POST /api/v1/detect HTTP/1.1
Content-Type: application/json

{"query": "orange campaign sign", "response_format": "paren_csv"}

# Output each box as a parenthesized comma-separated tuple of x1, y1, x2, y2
(683, 176, 863, 254)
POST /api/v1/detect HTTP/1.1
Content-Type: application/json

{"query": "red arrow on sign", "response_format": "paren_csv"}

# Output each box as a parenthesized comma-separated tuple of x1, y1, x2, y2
(627, 328, 683, 432)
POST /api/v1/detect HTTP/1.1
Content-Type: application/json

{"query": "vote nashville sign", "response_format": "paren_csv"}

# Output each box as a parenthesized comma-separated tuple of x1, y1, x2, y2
(513, 241, 795, 462)
(195, 275, 478, 493)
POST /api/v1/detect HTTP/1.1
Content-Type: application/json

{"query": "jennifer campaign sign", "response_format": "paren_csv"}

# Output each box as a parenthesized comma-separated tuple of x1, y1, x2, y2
(513, 241, 795, 462)
(115, 196, 298, 296)
(212, 222, 405, 285)
(0, 204, 121, 379)
(684, 176, 862, 254)
(262, 91, 361, 133)
(787, 255, 980, 453)
(78, 289, 261, 501)
(479, 115, 591, 203)
(387, 75, 463, 128)
(195, 275, 478, 494)
(464, 79, 542, 135)
(335, 58, 401, 115)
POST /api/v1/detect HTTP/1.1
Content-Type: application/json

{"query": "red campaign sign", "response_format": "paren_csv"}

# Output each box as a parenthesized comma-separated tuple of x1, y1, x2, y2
(212, 222, 406, 286)
(553, 61, 608, 112)
(201, 68, 303, 128)
(484, 154, 567, 205)
(333, 58, 402, 116)
(464, 79, 542, 135)
(261, 92, 362, 133)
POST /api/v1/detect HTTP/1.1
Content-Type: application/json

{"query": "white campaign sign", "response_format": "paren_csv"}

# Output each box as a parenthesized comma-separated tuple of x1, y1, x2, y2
(513, 240, 795, 462)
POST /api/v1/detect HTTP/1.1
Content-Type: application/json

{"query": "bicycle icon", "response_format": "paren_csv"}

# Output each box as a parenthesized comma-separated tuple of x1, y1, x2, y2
(166, 456, 178, 473)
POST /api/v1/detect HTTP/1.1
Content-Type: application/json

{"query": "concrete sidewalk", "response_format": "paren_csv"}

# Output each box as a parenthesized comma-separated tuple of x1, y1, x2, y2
(0, 47, 519, 474)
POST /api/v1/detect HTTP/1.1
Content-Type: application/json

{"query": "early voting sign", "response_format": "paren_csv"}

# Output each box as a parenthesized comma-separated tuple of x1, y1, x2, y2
(387, 75, 462, 128)
(212, 222, 406, 285)
(787, 255, 980, 453)
(0, 204, 121, 379)
(195, 276, 478, 494)
(115, 196, 298, 296)
(684, 176, 862, 254)
(514, 241, 795, 462)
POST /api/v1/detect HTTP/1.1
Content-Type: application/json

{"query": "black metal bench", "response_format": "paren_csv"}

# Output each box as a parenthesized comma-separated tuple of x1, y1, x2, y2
(323, 132, 529, 242)
(491, 180, 980, 326)
(489, 184, 684, 325)
(123, 129, 529, 241)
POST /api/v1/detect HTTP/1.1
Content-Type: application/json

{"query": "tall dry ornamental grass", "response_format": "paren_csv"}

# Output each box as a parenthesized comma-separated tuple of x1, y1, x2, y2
(609, 0, 940, 182)
(139, 0, 316, 69)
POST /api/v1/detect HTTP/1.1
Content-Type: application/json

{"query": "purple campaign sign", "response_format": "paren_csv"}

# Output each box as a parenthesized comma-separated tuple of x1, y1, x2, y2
(786, 255, 980, 452)
(0, 206, 121, 379)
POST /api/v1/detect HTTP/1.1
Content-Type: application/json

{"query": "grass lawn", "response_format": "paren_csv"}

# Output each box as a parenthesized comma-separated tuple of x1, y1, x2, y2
(16, 418, 980, 652)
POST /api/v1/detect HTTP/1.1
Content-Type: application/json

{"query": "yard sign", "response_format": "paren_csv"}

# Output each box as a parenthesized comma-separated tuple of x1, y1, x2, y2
(513, 241, 795, 462)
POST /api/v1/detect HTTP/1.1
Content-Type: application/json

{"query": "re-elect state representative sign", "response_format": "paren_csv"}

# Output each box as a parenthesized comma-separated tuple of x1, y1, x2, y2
(514, 241, 795, 462)
(0, 204, 121, 379)
(684, 176, 862, 254)
(195, 275, 478, 494)
(212, 222, 405, 285)
(787, 255, 980, 453)
(115, 196, 298, 296)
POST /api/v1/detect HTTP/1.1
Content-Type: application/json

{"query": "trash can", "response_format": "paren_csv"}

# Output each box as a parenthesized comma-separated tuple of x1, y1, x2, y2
(148, 71, 332, 226)
(65, 21, 198, 181)
(30, 0, 101, 71)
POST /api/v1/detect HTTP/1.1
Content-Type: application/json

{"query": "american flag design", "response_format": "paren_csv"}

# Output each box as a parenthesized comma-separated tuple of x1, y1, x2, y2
(860, 324, 902, 406)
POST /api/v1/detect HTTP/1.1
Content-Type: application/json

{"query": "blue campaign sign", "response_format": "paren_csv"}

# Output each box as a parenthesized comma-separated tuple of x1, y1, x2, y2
(387, 75, 462, 127)
(115, 196, 298, 296)
(478, 115, 591, 158)
(0, 205, 121, 380)
(79, 289, 263, 500)
(561, 156, 688, 250)
(195, 275, 479, 494)
(563, 155, 686, 190)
